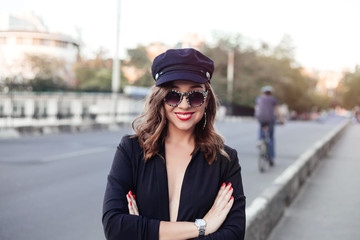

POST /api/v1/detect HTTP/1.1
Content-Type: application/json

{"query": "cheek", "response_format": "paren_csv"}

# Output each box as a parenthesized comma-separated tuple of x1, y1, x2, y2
(163, 103, 172, 118)
(198, 106, 206, 117)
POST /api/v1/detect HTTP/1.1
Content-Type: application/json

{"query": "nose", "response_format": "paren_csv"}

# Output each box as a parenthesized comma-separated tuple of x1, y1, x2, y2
(178, 95, 191, 109)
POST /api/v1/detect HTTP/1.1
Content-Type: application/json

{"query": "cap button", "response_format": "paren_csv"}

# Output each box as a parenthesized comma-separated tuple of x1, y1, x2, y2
(155, 73, 159, 80)
(206, 72, 211, 80)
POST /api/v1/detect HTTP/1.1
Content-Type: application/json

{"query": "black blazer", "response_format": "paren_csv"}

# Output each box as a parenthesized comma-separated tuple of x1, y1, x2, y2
(103, 135, 246, 239)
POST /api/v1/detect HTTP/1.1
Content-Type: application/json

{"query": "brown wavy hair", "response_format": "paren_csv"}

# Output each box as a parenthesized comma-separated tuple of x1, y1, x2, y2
(132, 82, 229, 164)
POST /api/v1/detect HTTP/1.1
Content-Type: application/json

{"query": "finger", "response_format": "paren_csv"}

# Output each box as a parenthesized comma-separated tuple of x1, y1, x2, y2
(131, 197, 139, 215)
(127, 201, 134, 214)
(126, 193, 134, 214)
(128, 192, 138, 209)
(126, 192, 132, 203)
(225, 196, 235, 211)
(128, 201, 135, 215)
(225, 186, 234, 200)
(214, 182, 226, 204)
(216, 183, 232, 204)
(221, 196, 234, 216)
(128, 191, 140, 215)
(220, 195, 234, 215)
(216, 182, 229, 200)
(216, 185, 234, 210)
(133, 202, 139, 215)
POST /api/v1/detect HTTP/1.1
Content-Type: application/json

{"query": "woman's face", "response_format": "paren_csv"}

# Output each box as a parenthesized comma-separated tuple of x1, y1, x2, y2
(164, 80, 208, 133)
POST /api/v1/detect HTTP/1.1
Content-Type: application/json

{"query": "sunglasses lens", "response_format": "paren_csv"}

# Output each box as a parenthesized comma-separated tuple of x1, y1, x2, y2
(188, 92, 205, 106)
(165, 91, 181, 106)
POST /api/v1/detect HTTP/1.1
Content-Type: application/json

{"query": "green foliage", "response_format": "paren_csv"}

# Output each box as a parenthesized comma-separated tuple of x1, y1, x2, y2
(337, 67, 360, 109)
(127, 45, 151, 68)
(24, 54, 69, 91)
(202, 34, 331, 114)
(29, 77, 67, 91)
(125, 45, 153, 87)
(308, 90, 332, 111)
(74, 48, 128, 92)
(77, 68, 112, 92)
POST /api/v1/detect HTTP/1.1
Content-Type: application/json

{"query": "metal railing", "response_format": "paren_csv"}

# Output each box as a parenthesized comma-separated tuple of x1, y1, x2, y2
(0, 91, 146, 129)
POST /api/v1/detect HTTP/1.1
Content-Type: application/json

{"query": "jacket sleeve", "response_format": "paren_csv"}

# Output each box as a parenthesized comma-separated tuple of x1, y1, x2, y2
(102, 136, 160, 240)
(197, 148, 246, 240)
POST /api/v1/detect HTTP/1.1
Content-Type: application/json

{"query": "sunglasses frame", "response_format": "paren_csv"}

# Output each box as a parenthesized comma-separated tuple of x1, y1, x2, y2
(164, 89, 208, 107)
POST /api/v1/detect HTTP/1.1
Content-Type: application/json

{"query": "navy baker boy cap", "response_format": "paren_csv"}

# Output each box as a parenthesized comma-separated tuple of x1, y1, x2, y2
(151, 48, 214, 86)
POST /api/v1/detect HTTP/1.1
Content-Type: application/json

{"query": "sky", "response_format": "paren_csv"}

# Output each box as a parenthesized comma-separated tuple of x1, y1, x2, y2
(1, 0, 360, 72)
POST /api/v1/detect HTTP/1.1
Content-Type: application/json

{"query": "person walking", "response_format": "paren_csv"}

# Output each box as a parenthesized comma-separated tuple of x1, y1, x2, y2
(102, 48, 246, 239)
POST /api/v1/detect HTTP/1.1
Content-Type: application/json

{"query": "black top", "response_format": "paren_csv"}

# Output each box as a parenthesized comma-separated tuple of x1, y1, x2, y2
(102, 135, 246, 240)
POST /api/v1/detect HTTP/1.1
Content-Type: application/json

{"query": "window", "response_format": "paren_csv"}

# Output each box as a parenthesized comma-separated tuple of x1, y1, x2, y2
(0, 37, 6, 44)
(40, 39, 51, 46)
(33, 38, 41, 45)
(55, 40, 68, 48)
(16, 37, 23, 45)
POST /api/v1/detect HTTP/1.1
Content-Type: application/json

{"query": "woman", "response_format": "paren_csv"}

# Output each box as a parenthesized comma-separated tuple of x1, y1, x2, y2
(102, 48, 246, 239)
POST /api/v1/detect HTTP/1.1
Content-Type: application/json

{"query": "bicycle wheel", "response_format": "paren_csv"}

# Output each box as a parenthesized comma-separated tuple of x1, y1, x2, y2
(258, 140, 268, 172)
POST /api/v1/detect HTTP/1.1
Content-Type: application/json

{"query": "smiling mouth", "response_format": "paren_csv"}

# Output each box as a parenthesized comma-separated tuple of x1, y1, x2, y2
(175, 112, 194, 120)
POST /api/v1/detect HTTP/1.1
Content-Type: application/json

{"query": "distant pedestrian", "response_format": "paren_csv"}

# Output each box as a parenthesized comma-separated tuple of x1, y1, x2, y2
(102, 48, 246, 239)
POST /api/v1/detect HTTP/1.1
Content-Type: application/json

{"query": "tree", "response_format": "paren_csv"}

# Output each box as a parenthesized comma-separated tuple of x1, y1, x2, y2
(74, 48, 128, 92)
(337, 66, 360, 109)
(124, 45, 153, 87)
(25, 54, 69, 91)
(202, 34, 325, 115)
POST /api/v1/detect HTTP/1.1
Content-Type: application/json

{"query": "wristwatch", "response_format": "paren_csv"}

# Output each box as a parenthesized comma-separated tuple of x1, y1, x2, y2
(194, 219, 207, 237)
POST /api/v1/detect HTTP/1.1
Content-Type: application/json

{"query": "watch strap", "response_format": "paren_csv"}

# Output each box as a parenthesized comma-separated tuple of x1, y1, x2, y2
(199, 227, 205, 237)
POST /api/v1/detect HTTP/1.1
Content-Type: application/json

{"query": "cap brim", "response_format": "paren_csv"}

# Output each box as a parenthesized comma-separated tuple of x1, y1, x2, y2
(155, 71, 209, 86)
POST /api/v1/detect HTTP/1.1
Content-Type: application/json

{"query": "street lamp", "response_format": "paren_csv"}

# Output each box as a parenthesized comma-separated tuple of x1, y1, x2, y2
(112, 0, 121, 93)
(112, 0, 121, 124)
(227, 49, 234, 115)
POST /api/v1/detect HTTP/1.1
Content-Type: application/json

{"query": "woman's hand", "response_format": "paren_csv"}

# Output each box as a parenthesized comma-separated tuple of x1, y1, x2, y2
(203, 182, 234, 235)
(126, 191, 139, 216)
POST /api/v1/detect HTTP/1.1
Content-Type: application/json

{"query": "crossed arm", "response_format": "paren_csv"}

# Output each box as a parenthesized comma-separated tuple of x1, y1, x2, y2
(127, 183, 234, 240)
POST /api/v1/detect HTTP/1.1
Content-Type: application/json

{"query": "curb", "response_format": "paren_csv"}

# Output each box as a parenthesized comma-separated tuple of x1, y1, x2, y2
(244, 119, 350, 240)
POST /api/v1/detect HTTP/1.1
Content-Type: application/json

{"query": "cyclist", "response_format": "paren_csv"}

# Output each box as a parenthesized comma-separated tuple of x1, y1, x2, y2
(254, 86, 281, 166)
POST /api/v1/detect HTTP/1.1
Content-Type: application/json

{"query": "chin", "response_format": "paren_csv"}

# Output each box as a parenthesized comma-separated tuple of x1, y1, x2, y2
(169, 119, 198, 132)
(174, 123, 196, 132)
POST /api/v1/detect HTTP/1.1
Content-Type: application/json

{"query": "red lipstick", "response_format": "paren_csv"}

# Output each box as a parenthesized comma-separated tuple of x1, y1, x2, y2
(175, 112, 193, 120)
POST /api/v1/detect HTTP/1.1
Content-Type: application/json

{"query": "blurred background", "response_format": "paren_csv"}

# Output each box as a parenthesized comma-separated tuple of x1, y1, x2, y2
(1, 0, 360, 240)
(0, 0, 359, 128)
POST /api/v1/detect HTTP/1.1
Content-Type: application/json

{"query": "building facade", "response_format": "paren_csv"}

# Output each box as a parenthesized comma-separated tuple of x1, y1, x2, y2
(0, 12, 79, 85)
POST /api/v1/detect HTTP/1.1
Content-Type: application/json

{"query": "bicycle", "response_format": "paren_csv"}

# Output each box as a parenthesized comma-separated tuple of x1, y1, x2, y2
(257, 123, 271, 173)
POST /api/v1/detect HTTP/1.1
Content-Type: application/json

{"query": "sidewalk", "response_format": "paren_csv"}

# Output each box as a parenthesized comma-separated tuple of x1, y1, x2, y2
(268, 124, 360, 240)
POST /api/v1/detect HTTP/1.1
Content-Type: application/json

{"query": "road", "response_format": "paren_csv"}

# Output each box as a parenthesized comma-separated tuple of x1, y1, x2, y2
(0, 116, 345, 240)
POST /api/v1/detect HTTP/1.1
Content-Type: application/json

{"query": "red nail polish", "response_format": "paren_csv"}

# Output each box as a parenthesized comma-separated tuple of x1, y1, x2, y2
(227, 182, 231, 187)
(127, 193, 130, 198)
(129, 190, 133, 196)
(229, 187, 232, 191)
(130, 201, 132, 206)
(222, 182, 225, 187)
(231, 196, 234, 200)
(133, 194, 136, 199)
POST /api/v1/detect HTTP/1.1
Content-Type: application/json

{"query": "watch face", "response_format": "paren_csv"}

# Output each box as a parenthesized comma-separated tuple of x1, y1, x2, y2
(195, 219, 206, 227)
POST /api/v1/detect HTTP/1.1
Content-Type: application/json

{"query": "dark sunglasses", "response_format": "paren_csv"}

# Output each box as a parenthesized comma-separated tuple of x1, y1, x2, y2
(164, 89, 208, 107)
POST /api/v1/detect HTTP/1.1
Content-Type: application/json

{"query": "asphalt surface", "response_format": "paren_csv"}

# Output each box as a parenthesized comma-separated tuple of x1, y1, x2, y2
(267, 123, 360, 240)
(0, 116, 346, 240)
